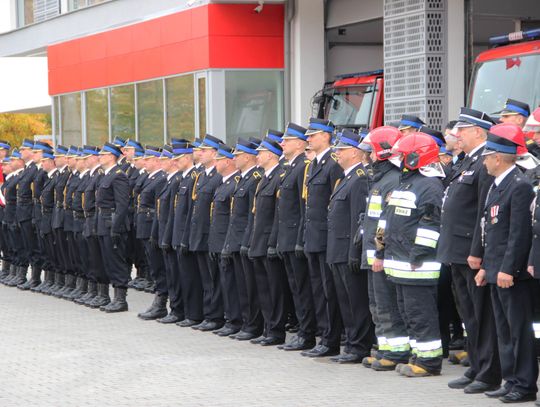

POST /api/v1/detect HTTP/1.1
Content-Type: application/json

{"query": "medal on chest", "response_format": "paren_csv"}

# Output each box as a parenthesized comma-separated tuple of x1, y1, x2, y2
(490, 205, 499, 224)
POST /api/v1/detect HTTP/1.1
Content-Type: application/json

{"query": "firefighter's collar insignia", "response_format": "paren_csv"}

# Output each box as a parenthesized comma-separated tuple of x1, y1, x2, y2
(356, 168, 365, 176)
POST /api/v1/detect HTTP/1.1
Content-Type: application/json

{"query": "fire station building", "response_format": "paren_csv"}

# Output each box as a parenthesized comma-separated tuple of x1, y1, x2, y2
(0, 0, 539, 146)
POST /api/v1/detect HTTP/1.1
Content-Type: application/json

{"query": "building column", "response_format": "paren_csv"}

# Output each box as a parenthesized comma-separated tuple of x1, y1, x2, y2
(289, 0, 325, 126)
(384, 0, 458, 129)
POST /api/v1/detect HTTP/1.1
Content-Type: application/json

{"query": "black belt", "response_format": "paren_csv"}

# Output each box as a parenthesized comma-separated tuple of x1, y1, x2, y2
(55, 202, 63, 208)
(73, 211, 85, 219)
(17, 200, 32, 205)
(42, 208, 53, 214)
(138, 208, 155, 214)
(84, 211, 96, 218)
(98, 208, 114, 214)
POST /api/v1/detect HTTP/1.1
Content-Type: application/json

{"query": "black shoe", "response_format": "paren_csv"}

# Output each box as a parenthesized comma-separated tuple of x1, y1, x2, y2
(100, 287, 128, 313)
(282, 337, 316, 351)
(157, 312, 183, 324)
(464, 381, 500, 394)
(250, 335, 267, 344)
(191, 320, 210, 330)
(143, 282, 156, 293)
(486, 386, 511, 398)
(232, 331, 257, 341)
(198, 321, 224, 332)
(214, 326, 240, 337)
(448, 376, 473, 389)
(301, 344, 340, 358)
(499, 391, 536, 403)
(138, 293, 168, 320)
(260, 336, 285, 346)
(176, 319, 202, 328)
(448, 336, 465, 351)
(329, 353, 364, 364)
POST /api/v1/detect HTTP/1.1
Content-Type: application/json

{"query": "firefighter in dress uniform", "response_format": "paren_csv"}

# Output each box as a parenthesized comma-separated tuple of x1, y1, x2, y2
(475, 123, 538, 403)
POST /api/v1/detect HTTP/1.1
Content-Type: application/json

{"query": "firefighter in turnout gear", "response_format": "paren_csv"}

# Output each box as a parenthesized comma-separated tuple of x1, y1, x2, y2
(375, 132, 445, 377)
(359, 126, 409, 370)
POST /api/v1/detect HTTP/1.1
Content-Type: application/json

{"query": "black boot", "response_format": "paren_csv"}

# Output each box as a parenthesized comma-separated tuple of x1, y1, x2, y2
(49, 273, 66, 296)
(8, 266, 27, 287)
(87, 283, 110, 308)
(100, 287, 128, 313)
(43, 272, 60, 295)
(0, 261, 10, 281)
(137, 293, 168, 320)
(73, 277, 88, 300)
(18, 266, 41, 290)
(32, 270, 53, 293)
(76, 280, 96, 304)
(66, 276, 84, 300)
(59, 274, 76, 299)
(0, 263, 15, 285)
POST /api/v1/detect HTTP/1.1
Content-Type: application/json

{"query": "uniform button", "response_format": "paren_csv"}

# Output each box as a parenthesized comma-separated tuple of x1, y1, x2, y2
(535, 234, 538, 239)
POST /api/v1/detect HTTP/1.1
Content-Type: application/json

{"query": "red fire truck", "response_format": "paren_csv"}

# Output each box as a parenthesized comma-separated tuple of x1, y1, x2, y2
(312, 69, 384, 130)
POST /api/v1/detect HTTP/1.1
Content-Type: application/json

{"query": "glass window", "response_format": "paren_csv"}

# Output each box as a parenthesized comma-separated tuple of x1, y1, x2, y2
(166, 75, 195, 141)
(137, 80, 164, 145)
(198, 77, 207, 138)
(110, 85, 135, 141)
(86, 89, 109, 146)
(17, 0, 34, 27)
(225, 71, 283, 145)
(469, 55, 540, 116)
(68, 0, 87, 11)
(53, 96, 60, 141)
(60, 93, 82, 147)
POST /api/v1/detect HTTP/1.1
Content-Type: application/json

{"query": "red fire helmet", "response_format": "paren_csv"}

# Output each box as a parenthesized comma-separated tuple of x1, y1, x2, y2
(367, 126, 402, 161)
(393, 132, 439, 170)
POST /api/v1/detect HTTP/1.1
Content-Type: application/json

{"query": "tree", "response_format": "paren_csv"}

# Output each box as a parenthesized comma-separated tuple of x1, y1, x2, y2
(0, 113, 52, 148)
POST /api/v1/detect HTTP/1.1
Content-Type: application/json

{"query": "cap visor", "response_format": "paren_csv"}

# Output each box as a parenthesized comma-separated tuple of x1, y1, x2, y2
(481, 149, 496, 156)
(454, 121, 475, 128)
(305, 129, 323, 136)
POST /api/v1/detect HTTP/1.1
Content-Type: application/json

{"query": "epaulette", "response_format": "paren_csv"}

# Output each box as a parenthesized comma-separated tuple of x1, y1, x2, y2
(330, 152, 338, 161)
(527, 139, 534, 145)
(356, 168, 365, 176)
(116, 169, 122, 174)
(234, 175, 241, 183)
(253, 171, 261, 179)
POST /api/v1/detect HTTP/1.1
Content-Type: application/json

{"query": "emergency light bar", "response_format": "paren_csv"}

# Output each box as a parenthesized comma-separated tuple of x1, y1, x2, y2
(335, 69, 384, 80)
(489, 28, 540, 46)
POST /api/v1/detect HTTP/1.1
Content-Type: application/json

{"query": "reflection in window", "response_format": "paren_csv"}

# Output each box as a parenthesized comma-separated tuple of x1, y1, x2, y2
(166, 75, 195, 141)
(137, 80, 164, 145)
(86, 89, 109, 146)
(225, 71, 284, 145)
(60, 93, 82, 147)
(198, 77, 207, 138)
(110, 85, 135, 141)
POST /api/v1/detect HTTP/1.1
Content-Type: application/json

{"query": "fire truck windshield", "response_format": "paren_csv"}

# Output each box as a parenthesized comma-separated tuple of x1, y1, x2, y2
(326, 84, 375, 128)
(469, 54, 540, 116)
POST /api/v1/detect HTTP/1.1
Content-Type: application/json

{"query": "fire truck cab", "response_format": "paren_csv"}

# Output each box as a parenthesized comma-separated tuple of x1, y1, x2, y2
(468, 28, 540, 115)
(313, 70, 384, 130)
